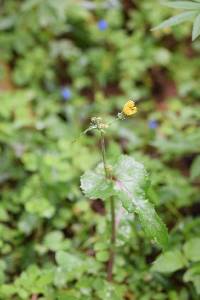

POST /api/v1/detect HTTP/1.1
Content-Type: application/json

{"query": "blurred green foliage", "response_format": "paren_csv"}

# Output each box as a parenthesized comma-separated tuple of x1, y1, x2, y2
(0, 0, 200, 299)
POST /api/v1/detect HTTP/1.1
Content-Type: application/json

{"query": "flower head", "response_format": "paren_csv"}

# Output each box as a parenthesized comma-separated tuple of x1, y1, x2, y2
(61, 87, 72, 101)
(149, 119, 158, 129)
(98, 19, 108, 31)
(122, 100, 137, 116)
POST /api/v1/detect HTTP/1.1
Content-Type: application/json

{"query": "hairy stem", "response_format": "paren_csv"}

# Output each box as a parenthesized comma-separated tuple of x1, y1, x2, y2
(99, 130, 116, 281)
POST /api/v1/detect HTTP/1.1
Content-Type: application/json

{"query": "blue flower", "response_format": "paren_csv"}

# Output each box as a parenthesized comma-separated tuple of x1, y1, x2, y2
(61, 87, 72, 100)
(98, 19, 108, 31)
(149, 120, 158, 129)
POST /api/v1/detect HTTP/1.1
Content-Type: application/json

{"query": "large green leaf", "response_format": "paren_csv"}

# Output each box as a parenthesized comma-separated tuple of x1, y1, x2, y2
(152, 250, 187, 273)
(113, 156, 149, 212)
(113, 156, 169, 249)
(81, 155, 168, 248)
(80, 163, 114, 199)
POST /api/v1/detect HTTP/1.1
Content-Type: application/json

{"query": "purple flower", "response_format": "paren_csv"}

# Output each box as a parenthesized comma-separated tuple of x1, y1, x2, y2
(149, 120, 158, 130)
(61, 87, 72, 101)
(98, 19, 108, 31)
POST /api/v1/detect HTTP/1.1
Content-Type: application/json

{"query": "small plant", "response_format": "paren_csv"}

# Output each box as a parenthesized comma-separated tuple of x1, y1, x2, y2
(81, 101, 169, 281)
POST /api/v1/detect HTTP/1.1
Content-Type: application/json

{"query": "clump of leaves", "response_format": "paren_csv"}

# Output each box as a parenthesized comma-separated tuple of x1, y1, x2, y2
(152, 237, 200, 295)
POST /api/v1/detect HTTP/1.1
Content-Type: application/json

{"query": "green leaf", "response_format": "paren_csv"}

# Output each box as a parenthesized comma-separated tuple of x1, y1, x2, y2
(96, 251, 110, 262)
(152, 11, 197, 31)
(192, 13, 200, 40)
(44, 231, 65, 252)
(152, 250, 187, 273)
(95, 280, 125, 300)
(190, 155, 200, 180)
(184, 263, 200, 295)
(164, 1, 200, 10)
(113, 155, 169, 249)
(94, 242, 108, 251)
(55, 251, 83, 271)
(80, 163, 114, 199)
(55, 251, 100, 286)
(192, 14, 200, 41)
(55, 251, 86, 285)
(81, 155, 168, 248)
(21, 0, 41, 11)
(54, 268, 68, 288)
(0, 16, 16, 30)
(183, 238, 200, 262)
(136, 201, 169, 249)
(113, 156, 149, 210)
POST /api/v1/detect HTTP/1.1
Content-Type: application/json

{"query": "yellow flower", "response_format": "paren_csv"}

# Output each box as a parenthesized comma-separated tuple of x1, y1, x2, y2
(122, 100, 137, 116)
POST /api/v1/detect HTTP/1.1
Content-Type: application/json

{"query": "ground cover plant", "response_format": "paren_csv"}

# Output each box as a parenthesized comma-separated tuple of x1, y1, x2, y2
(0, 0, 200, 299)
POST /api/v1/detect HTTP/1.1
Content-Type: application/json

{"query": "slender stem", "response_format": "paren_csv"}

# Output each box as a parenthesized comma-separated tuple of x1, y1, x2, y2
(100, 130, 108, 177)
(107, 195, 116, 282)
(99, 130, 116, 282)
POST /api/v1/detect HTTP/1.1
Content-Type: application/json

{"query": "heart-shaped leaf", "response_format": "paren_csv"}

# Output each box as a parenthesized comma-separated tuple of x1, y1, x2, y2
(81, 155, 169, 249)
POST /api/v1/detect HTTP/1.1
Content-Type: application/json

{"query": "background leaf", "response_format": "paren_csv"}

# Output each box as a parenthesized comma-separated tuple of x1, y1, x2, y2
(152, 250, 187, 273)
(152, 11, 197, 31)
(183, 238, 200, 262)
(164, 1, 200, 10)
(184, 263, 200, 295)
(55, 251, 83, 271)
(192, 13, 200, 40)
(190, 155, 200, 180)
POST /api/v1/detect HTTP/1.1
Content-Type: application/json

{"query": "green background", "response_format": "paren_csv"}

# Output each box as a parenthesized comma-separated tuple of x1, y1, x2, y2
(0, 0, 200, 299)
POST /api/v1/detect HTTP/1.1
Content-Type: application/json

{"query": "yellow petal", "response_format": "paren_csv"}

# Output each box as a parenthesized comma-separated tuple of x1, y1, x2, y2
(122, 100, 137, 116)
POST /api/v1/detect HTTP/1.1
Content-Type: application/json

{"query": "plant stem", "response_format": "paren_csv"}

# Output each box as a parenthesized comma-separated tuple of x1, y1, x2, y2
(99, 130, 116, 282)
(107, 195, 116, 281)
(100, 130, 108, 177)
